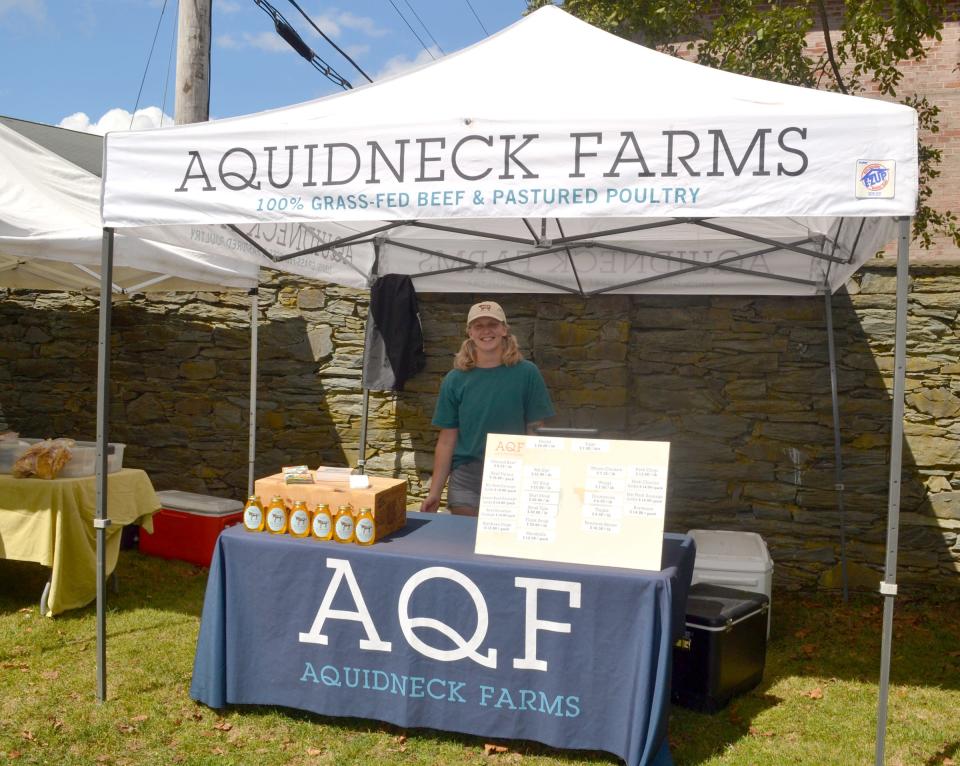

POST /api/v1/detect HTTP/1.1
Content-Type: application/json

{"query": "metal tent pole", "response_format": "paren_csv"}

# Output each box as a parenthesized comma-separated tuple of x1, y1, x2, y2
(875, 216, 910, 765)
(824, 289, 849, 602)
(247, 288, 258, 496)
(356, 240, 382, 476)
(357, 390, 369, 475)
(95, 228, 114, 703)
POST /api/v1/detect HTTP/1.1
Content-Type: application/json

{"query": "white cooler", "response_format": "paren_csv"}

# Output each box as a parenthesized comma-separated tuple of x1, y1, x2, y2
(687, 529, 774, 639)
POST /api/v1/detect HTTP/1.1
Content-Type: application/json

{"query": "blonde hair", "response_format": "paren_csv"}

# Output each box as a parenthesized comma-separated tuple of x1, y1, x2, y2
(453, 327, 524, 371)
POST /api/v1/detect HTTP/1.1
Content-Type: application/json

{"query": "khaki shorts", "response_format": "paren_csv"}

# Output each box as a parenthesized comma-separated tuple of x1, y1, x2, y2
(448, 460, 483, 510)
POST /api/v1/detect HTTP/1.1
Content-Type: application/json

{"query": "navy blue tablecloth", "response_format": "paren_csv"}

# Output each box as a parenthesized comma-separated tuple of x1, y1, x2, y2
(190, 512, 694, 766)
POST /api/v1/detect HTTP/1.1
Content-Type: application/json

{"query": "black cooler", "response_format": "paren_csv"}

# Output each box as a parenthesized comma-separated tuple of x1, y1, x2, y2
(671, 583, 769, 712)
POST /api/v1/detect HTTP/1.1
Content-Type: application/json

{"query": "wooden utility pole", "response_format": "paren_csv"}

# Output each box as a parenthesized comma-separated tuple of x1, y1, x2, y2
(175, 0, 211, 124)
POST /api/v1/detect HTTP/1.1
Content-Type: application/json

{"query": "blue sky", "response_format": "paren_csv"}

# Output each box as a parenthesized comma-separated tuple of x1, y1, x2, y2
(0, 0, 529, 133)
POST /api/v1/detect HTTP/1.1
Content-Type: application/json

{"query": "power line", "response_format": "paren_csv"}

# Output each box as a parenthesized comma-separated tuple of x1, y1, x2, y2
(402, 0, 445, 55)
(387, 0, 436, 60)
(284, 0, 373, 84)
(464, 0, 488, 35)
(131, 0, 170, 128)
(254, 0, 353, 90)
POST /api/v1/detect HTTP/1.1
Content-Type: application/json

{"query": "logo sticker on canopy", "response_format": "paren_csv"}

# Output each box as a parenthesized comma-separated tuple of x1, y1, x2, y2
(856, 159, 896, 199)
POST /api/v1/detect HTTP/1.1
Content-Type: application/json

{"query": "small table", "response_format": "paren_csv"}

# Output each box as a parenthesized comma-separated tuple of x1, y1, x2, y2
(0, 468, 159, 615)
(191, 512, 694, 766)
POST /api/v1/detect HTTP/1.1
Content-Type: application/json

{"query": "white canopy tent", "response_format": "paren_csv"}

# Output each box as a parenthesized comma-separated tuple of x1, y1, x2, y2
(0, 117, 266, 616)
(98, 7, 915, 763)
(0, 119, 259, 293)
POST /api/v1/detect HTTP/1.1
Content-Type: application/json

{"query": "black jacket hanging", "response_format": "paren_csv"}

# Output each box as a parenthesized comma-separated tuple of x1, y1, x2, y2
(366, 274, 426, 391)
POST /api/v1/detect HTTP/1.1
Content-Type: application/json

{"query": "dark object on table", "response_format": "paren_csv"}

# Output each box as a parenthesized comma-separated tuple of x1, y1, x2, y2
(671, 583, 769, 712)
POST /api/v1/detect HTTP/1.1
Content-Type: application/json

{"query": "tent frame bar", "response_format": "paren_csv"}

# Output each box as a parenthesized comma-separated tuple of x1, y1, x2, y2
(217, 215, 864, 297)
(691, 220, 851, 264)
(226, 223, 372, 283)
(400, 236, 821, 295)
(824, 289, 849, 602)
(94, 227, 114, 703)
(248, 287, 259, 496)
(874, 215, 910, 765)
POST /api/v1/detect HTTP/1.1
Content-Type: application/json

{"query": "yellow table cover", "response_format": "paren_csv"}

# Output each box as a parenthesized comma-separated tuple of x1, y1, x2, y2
(0, 468, 159, 615)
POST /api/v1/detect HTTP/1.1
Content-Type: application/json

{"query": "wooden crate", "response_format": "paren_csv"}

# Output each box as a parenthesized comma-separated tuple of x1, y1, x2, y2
(254, 473, 407, 541)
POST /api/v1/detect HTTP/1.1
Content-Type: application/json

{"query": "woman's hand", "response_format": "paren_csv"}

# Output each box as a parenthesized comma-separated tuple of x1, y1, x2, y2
(420, 493, 441, 513)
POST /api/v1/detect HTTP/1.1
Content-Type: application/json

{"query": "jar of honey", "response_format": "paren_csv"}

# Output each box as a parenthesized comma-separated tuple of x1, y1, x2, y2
(354, 507, 376, 546)
(288, 500, 311, 538)
(242, 495, 264, 532)
(265, 495, 288, 534)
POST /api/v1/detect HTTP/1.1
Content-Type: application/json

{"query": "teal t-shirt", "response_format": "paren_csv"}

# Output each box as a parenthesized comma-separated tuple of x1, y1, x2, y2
(432, 359, 555, 468)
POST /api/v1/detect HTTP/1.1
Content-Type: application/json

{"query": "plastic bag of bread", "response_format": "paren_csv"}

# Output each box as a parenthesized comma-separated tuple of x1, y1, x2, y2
(12, 438, 76, 479)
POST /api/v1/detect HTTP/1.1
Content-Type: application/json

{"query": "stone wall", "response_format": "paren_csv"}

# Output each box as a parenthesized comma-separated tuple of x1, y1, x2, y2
(1, 263, 958, 594)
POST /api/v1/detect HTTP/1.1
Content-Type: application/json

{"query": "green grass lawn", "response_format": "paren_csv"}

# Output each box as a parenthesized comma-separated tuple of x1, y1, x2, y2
(1, 551, 958, 766)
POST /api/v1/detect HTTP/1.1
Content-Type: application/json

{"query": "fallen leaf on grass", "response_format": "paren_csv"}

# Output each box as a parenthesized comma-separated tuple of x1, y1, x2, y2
(800, 643, 817, 657)
(213, 721, 233, 732)
(130, 715, 148, 723)
(395, 735, 407, 744)
(941, 758, 954, 766)
(19, 731, 35, 742)
(211, 747, 226, 755)
(1, 662, 28, 670)
(51, 719, 64, 732)
(306, 747, 323, 756)
(948, 650, 960, 658)
(18, 608, 31, 614)
(805, 687, 824, 700)
(7, 750, 22, 759)
(794, 628, 811, 639)
(40, 670, 59, 681)
(748, 726, 774, 737)
(117, 724, 136, 734)
(484, 743, 509, 755)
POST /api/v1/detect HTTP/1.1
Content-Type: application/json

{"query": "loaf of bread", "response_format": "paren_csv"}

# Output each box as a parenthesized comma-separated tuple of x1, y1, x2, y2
(12, 438, 76, 479)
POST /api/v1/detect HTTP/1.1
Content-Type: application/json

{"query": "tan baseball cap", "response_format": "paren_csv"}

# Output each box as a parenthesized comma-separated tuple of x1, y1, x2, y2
(467, 300, 507, 325)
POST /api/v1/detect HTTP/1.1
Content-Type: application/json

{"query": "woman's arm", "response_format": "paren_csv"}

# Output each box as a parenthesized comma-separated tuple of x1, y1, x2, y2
(420, 428, 458, 513)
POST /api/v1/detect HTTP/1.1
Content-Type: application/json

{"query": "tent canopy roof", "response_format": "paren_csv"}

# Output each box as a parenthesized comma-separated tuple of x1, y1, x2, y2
(0, 119, 258, 292)
(101, 5, 917, 297)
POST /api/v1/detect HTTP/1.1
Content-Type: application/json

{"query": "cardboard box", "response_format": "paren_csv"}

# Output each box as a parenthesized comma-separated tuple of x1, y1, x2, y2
(254, 472, 407, 541)
(671, 583, 769, 712)
(140, 490, 244, 567)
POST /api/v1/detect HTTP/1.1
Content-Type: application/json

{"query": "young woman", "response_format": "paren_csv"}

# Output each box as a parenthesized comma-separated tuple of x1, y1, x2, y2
(421, 300, 554, 516)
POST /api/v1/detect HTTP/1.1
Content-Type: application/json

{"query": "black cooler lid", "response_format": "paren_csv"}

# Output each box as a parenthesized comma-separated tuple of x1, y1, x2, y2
(685, 583, 769, 628)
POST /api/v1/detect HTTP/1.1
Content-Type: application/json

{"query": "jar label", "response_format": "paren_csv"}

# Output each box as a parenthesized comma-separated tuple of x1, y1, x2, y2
(335, 515, 355, 541)
(243, 507, 262, 530)
(355, 518, 375, 543)
(266, 507, 287, 532)
(289, 510, 310, 535)
(312, 513, 332, 538)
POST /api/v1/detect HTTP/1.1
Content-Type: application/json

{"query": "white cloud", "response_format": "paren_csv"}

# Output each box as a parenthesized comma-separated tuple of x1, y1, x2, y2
(0, 0, 45, 22)
(312, 9, 387, 39)
(59, 106, 172, 135)
(375, 47, 440, 80)
(215, 33, 239, 49)
(344, 43, 370, 58)
(242, 30, 292, 53)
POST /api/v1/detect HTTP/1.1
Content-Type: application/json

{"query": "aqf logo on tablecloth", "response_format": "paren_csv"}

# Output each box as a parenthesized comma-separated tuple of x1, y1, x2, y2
(855, 160, 896, 199)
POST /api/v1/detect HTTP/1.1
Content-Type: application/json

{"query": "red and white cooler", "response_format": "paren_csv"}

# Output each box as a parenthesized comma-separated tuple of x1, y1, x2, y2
(139, 490, 244, 567)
